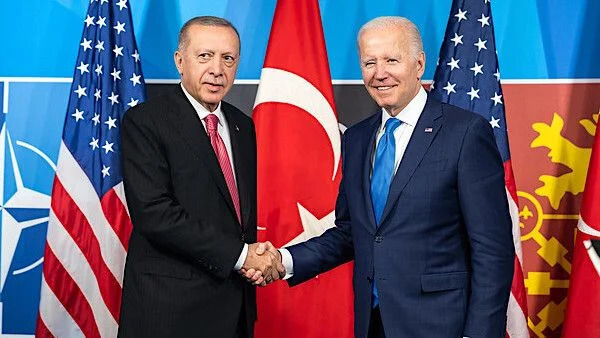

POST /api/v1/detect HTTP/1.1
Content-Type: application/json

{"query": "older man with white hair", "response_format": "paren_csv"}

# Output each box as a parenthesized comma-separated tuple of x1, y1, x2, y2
(248, 16, 514, 338)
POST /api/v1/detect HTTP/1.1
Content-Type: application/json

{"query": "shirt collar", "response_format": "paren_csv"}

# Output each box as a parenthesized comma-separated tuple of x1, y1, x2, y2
(180, 83, 224, 126)
(380, 86, 427, 129)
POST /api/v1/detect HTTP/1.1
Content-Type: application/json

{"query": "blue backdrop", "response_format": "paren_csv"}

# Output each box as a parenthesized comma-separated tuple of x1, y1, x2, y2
(1, 0, 599, 80)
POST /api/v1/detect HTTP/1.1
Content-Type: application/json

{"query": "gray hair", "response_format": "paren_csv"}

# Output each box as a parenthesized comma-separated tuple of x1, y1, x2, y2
(177, 16, 241, 52)
(357, 16, 423, 60)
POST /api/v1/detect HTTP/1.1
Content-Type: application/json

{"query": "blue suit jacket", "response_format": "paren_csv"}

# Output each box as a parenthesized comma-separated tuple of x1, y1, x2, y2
(287, 95, 515, 338)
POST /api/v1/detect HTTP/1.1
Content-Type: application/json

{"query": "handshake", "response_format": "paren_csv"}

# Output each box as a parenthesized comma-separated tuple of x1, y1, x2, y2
(239, 241, 285, 286)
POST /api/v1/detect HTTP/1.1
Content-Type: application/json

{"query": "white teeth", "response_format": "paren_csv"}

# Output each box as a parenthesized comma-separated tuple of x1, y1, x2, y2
(377, 86, 391, 91)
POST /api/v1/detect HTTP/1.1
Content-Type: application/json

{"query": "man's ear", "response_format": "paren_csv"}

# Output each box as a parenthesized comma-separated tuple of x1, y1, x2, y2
(416, 51, 426, 79)
(174, 50, 183, 75)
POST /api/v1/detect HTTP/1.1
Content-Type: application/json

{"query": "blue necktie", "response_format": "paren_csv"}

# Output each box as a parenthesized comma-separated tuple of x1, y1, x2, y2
(370, 117, 401, 308)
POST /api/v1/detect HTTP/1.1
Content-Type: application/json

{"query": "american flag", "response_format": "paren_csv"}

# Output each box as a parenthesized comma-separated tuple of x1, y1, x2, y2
(429, 0, 529, 337)
(36, 0, 145, 336)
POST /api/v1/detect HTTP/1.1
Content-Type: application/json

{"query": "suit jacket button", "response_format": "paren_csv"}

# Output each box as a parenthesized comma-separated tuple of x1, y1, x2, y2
(375, 236, 383, 243)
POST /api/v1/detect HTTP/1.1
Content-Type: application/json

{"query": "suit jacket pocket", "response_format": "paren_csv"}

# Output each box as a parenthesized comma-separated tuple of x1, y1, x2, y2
(421, 271, 468, 292)
(140, 256, 192, 280)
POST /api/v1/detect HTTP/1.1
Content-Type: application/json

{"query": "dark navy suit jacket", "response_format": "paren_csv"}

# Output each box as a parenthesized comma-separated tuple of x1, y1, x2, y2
(287, 94, 515, 338)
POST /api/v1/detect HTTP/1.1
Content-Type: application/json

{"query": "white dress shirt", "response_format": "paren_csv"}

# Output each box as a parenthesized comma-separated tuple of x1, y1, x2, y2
(180, 84, 248, 270)
(279, 86, 428, 279)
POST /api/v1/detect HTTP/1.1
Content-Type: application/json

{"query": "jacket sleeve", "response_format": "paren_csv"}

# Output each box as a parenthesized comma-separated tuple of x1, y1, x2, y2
(458, 115, 515, 337)
(287, 133, 355, 286)
(121, 108, 244, 280)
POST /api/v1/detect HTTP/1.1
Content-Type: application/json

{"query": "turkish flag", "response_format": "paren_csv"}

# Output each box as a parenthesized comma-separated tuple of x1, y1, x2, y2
(562, 124, 600, 337)
(252, 0, 353, 337)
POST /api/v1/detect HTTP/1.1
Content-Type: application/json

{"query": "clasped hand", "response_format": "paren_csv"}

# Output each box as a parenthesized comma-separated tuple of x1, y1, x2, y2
(239, 241, 285, 286)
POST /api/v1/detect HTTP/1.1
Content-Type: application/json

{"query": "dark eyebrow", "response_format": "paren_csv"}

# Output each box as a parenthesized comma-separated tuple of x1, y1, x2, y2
(193, 48, 214, 54)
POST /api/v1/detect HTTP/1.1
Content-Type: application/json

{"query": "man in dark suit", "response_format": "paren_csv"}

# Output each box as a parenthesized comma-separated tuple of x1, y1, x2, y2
(248, 16, 515, 337)
(118, 16, 283, 338)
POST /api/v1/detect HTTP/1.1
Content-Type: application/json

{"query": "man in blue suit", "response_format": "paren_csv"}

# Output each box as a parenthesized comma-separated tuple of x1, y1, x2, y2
(248, 16, 514, 337)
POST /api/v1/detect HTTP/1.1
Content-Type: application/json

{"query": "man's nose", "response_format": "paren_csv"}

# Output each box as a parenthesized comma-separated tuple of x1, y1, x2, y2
(207, 57, 224, 76)
(373, 63, 387, 80)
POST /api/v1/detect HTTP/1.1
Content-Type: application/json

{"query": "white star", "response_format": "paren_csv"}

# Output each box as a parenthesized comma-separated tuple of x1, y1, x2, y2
(490, 116, 500, 128)
(430, 81, 435, 90)
(76, 62, 89, 75)
(96, 16, 107, 28)
(95, 40, 105, 52)
(283, 203, 335, 248)
(108, 92, 119, 105)
(116, 0, 128, 10)
(491, 92, 503, 106)
(111, 68, 121, 81)
(474, 38, 488, 51)
(443, 82, 456, 95)
(94, 88, 101, 101)
(130, 73, 141, 86)
(477, 13, 490, 27)
(95, 64, 103, 76)
(84, 15, 95, 27)
(470, 62, 483, 76)
(132, 50, 140, 62)
(450, 33, 463, 46)
(127, 97, 139, 107)
(485, 0, 491, 3)
(102, 165, 111, 177)
(80, 38, 92, 51)
(102, 140, 114, 154)
(113, 21, 126, 34)
(100, 0, 108, 4)
(454, 8, 467, 22)
(72, 109, 84, 121)
(74, 85, 87, 98)
(494, 69, 501, 81)
(467, 87, 480, 100)
(113, 45, 124, 57)
(105, 116, 117, 129)
(92, 113, 101, 125)
(447, 57, 460, 71)
(89, 137, 99, 150)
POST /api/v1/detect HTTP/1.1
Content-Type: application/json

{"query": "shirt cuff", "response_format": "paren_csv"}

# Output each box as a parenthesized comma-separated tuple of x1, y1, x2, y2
(233, 243, 249, 270)
(279, 248, 294, 279)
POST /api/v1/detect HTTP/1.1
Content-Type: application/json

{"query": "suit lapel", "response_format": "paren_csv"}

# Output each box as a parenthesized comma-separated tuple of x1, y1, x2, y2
(222, 105, 249, 228)
(360, 114, 381, 232)
(378, 96, 443, 228)
(168, 87, 238, 223)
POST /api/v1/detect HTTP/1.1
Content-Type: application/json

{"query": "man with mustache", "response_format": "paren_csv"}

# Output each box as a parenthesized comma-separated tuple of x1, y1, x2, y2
(118, 16, 283, 338)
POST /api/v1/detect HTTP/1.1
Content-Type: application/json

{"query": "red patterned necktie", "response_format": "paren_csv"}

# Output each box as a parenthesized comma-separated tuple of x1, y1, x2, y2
(205, 113, 241, 223)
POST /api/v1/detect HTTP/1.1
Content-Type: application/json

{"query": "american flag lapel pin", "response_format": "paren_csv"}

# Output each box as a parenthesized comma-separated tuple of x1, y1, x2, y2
(424, 127, 433, 133)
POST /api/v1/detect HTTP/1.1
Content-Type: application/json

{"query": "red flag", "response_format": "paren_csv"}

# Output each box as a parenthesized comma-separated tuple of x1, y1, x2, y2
(562, 124, 600, 337)
(252, 0, 353, 337)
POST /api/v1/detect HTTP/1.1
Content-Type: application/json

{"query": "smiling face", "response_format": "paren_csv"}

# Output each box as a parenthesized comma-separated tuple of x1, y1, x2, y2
(174, 24, 240, 112)
(358, 25, 425, 116)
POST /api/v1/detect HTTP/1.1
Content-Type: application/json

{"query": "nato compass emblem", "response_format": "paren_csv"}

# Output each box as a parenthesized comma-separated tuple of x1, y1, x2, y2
(0, 81, 53, 335)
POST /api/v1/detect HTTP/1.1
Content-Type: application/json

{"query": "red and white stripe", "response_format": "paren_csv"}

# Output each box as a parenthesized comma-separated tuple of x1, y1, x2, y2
(504, 160, 530, 338)
(36, 142, 132, 337)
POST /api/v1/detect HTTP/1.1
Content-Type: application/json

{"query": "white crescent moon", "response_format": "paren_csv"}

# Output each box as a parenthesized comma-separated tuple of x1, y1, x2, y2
(254, 67, 341, 180)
